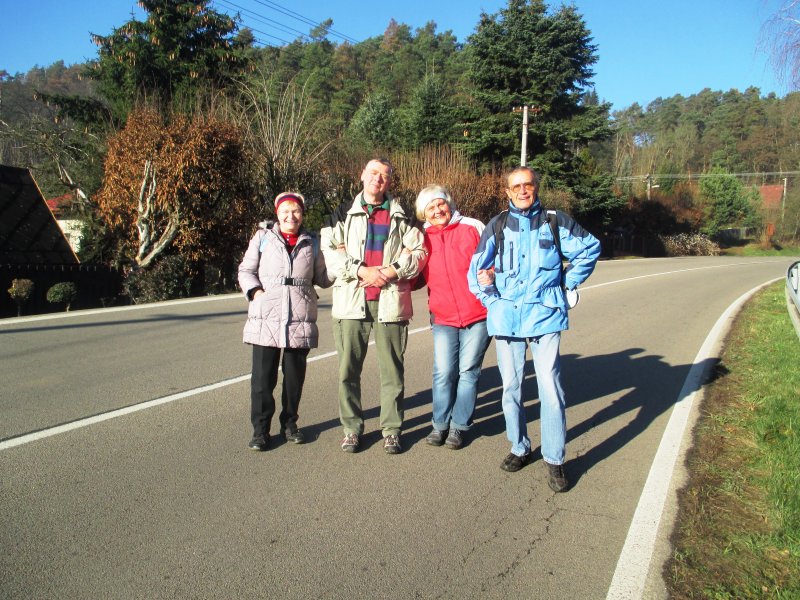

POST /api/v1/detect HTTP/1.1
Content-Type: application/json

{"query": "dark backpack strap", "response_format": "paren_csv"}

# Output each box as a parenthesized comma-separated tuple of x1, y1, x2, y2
(546, 209, 566, 286)
(545, 210, 563, 260)
(492, 210, 509, 273)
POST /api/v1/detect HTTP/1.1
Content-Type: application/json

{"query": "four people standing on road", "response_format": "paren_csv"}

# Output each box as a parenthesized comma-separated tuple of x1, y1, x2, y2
(320, 158, 428, 455)
(414, 185, 491, 450)
(238, 192, 332, 451)
(238, 163, 601, 494)
(468, 167, 601, 492)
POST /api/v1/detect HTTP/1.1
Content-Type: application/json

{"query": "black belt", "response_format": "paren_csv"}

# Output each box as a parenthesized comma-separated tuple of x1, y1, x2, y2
(280, 277, 308, 286)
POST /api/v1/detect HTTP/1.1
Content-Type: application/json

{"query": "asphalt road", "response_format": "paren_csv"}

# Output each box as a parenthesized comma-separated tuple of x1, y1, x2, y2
(0, 256, 793, 599)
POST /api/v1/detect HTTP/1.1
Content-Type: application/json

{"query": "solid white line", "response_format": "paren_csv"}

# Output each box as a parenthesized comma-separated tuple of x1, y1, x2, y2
(1, 293, 242, 326)
(0, 326, 431, 451)
(582, 260, 778, 292)
(605, 276, 782, 599)
(0, 375, 246, 451)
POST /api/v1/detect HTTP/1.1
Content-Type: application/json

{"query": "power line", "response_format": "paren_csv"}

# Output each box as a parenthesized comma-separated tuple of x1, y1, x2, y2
(248, 0, 359, 44)
(215, 0, 309, 43)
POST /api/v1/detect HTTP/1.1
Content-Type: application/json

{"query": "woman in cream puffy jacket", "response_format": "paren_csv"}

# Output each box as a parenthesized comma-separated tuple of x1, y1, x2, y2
(238, 192, 332, 451)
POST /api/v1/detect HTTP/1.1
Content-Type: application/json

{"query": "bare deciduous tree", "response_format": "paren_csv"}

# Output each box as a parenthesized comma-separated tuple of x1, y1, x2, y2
(226, 73, 333, 205)
(135, 161, 180, 268)
(761, 0, 800, 89)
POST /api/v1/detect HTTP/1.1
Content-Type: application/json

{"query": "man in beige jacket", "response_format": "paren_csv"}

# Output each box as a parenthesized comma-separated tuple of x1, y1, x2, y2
(321, 158, 427, 454)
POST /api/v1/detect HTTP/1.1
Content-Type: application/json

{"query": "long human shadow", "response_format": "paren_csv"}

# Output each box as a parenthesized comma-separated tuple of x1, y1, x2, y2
(464, 347, 722, 484)
(562, 349, 722, 486)
(300, 347, 725, 466)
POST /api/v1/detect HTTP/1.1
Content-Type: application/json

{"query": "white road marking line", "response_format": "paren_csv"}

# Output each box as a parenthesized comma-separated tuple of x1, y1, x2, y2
(582, 260, 777, 292)
(605, 277, 782, 599)
(0, 326, 431, 451)
(0, 293, 242, 325)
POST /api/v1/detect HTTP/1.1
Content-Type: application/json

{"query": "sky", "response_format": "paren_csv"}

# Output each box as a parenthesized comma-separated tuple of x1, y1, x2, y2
(0, 0, 791, 112)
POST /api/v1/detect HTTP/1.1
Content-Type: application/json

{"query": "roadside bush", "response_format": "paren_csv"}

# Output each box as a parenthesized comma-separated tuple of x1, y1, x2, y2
(659, 233, 721, 256)
(46, 282, 78, 312)
(8, 278, 35, 317)
(392, 145, 505, 224)
(124, 255, 191, 304)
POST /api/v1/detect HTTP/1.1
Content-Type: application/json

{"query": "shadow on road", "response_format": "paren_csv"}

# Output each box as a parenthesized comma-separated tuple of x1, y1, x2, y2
(299, 346, 724, 476)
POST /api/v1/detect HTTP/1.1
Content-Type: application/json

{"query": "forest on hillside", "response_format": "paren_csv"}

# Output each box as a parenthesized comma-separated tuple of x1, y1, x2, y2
(1, 0, 798, 302)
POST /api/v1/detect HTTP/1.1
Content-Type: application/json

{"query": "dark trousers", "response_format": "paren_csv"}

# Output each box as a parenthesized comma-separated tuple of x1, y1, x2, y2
(251, 345, 310, 436)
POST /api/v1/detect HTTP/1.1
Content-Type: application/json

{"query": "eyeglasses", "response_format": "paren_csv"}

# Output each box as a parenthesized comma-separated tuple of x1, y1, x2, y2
(510, 182, 536, 194)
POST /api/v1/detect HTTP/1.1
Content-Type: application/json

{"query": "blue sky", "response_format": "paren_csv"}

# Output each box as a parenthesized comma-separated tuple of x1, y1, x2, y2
(0, 0, 790, 112)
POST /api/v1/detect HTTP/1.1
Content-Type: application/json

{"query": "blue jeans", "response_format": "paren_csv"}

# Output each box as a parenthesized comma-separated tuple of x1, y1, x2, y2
(495, 333, 566, 465)
(431, 320, 490, 432)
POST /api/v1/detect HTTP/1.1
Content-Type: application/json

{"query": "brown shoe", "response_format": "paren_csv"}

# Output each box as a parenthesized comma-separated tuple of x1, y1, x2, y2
(546, 462, 569, 492)
(500, 451, 531, 472)
(444, 429, 464, 450)
(425, 428, 446, 446)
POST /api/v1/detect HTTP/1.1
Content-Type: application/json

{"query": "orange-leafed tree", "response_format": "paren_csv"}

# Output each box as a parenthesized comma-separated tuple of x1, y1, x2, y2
(95, 106, 258, 272)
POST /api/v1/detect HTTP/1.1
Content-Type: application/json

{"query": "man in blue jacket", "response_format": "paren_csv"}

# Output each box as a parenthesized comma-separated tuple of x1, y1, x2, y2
(468, 166, 600, 492)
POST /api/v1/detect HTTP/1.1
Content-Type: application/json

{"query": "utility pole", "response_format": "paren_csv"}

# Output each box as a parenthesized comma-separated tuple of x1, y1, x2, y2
(512, 105, 540, 166)
(782, 177, 788, 227)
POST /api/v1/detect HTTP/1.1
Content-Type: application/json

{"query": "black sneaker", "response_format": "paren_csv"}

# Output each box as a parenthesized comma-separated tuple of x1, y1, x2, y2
(248, 434, 269, 451)
(444, 429, 464, 450)
(500, 451, 531, 472)
(546, 462, 569, 492)
(283, 427, 305, 444)
(425, 428, 447, 446)
(341, 432, 359, 453)
(384, 434, 401, 454)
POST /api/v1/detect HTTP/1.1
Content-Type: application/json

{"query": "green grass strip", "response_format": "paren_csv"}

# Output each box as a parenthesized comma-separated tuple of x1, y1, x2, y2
(667, 282, 800, 599)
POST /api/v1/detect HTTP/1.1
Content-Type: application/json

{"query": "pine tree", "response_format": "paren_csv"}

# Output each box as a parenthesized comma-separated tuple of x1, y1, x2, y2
(464, 0, 610, 184)
(87, 0, 248, 120)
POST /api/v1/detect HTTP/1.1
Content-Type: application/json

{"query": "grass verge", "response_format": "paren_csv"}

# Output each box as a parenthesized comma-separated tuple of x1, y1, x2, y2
(666, 282, 800, 599)
(720, 243, 800, 257)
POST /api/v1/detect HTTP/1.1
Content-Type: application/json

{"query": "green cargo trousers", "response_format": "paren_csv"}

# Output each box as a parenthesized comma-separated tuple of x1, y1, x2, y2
(333, 300, 408, 437)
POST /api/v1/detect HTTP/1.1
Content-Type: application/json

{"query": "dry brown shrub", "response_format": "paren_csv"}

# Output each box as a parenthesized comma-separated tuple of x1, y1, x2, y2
(538, 186, 577, 214)
(95, 105, 256, 267)
(391, 145, 505, 223)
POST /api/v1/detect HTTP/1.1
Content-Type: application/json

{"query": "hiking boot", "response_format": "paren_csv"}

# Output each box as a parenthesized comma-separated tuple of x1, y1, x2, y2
(384, 434, 401, 455)
(425, 428, 447, 446)
(341, 432, 359, 453)
(444, 428, 464, 450)
(283, 426, 305, 444)
(500, 451, 531, 472)
(546, 462, 569, 492)
(248, 434, 269, 452)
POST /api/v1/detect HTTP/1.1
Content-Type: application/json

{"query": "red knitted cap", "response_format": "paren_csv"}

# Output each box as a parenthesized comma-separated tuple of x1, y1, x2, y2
(274, 192, 305, 213)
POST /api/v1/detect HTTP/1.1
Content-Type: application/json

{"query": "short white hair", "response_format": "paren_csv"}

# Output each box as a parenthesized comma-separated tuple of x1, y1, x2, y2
(415, 184, 454, 221)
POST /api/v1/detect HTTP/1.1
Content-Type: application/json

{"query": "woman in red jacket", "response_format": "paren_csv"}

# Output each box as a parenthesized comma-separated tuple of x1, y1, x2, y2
(415, 185, 491, 450)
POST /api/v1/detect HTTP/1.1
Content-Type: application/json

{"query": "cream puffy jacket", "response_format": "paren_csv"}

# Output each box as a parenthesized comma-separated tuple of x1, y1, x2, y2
(238, 224, 332, 348)
(321, 193, 427, 322)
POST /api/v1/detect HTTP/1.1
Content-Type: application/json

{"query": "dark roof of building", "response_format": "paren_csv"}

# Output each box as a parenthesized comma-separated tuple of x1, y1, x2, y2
(0, 165, 79, 264)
